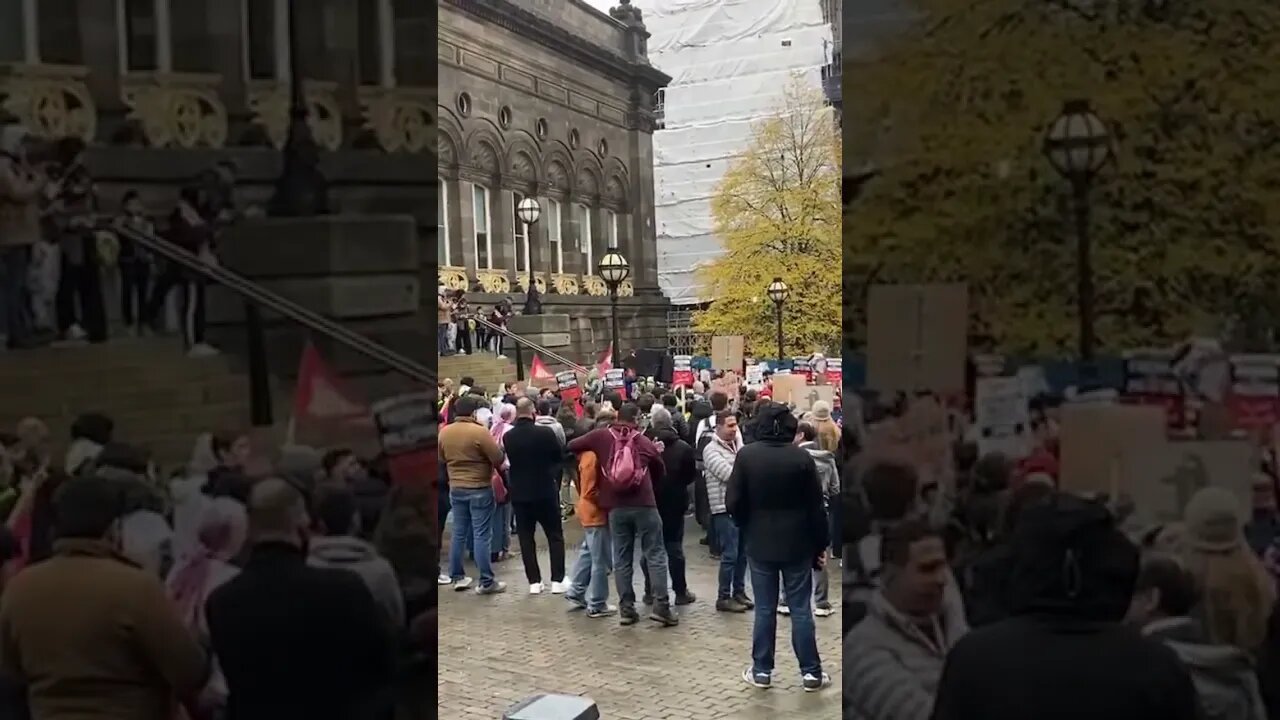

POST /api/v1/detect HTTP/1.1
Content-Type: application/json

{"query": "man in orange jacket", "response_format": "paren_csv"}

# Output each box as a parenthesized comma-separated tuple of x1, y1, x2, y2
(563, 451, 615, 617)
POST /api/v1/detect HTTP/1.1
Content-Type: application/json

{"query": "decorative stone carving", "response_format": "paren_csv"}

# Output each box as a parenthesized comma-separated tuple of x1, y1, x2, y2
(605, 174, 627, 206)
(247, 80, 343, 151)
(359, 86, 435, 153)
(546, 160, 570, 193)
(515, 272, 547, 294)
(0, 63, 96, 142)
(619, 280, 634, 297)
(438, 134, 457, 167)
(470, 140, 500, 178)
(510, 150, 537, 184)
(552, 273, 580, 295)
(440, 266, 469, 291)
(476, 270, 511, 293)
(582, 275, 607, 297)
(120, 73, 227, 149)
(577, 168, 600, 201)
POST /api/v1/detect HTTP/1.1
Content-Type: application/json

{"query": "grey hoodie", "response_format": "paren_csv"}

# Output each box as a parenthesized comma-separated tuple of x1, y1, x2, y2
(1143, 616, 1267, 720)
(535, 415, 566, 446)
(308, 535, 406, 629)
(799, 440, 840, 499)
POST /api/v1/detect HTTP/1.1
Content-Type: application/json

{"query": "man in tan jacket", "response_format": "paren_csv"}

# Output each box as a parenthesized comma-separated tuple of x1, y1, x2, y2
(0, 476, 209, 720)
(0, 124, 46, 349)
(440, 394, 507, 594)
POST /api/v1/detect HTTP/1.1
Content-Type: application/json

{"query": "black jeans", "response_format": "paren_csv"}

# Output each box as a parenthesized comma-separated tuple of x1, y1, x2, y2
(55, 239, 107, 342)
(119, 260, 150, 327)
(454, 320, 472, 354)
(643, 505, 689, 596)
(146, 268, 205, 347)
(512, 498, 565, 584)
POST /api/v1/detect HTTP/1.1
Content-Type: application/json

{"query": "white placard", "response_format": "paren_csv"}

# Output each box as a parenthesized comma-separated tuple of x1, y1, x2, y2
(975, 376, 1031, 458)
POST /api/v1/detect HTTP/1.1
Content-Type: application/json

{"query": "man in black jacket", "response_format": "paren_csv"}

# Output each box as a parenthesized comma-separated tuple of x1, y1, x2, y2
(503, 398, 567, 594)
(207, 478, 396, 720)
(929, 493, 1199, 720)
(726, 401, 830, 692)
(642, 407, 698, 606)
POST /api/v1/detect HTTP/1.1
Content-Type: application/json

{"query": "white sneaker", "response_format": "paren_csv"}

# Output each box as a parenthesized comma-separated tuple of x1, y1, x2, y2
(497, 354, 508, 359)
(529, 582, 544, 595)
(777, 604, 791, 616)
(453, 577, 474, 591)
(437, 574, 453, 586)
(187, 343, 220, 358)
(814, 605, 835, 617)
(549, 581, 567, 594)
(66, 324, 87, 341)
(457, 350, 467, 355)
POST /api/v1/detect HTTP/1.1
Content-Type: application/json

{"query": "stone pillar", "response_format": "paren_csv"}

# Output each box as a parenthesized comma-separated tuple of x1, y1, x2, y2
(628, 128, 660, 292)
(208, 0, 248, 118)
(79, 0, 120, 122)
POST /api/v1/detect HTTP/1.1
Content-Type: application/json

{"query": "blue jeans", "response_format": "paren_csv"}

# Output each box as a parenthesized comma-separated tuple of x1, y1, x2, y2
(490, 501, 511, 555)
(567, 526, 612, 611)
(448, 487, 496, 587)
(713, 513, 747, 599)
(610, 506, 668, 606)
(750, 557, 822, 677)
(438, 322, 450, 354)
(0, 246, 31, 345)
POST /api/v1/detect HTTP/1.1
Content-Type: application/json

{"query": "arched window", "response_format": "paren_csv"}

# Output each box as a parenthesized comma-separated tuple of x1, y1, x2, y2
(472, 184, 492, 270)
(438, 180, 451, 266)
(576, 203, 593, 272)
(547, 199, 563, 274)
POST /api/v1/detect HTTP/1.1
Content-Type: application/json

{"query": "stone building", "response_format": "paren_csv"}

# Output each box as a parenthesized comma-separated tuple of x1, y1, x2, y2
(438, 0, 673, 360)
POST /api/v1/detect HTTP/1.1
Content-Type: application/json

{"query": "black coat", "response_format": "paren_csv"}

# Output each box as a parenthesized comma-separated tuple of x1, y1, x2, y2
(501, 417, 562, 503)
(206, 542, 396, 720)
(649, 426, 696, 518)
(724, 403, 828, 565)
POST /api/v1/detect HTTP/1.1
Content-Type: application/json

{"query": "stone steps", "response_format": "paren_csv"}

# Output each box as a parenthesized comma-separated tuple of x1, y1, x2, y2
(0, 337, 258, 469)
(439, 353, 518, 392)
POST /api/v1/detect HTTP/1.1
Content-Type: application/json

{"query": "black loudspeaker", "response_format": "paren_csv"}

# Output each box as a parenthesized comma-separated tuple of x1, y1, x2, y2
(623, 348, 666, 379)
(657, 354, 674, 384)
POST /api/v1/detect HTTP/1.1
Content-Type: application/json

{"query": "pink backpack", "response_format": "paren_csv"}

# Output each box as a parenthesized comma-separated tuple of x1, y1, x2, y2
(606, 427, 648, 492)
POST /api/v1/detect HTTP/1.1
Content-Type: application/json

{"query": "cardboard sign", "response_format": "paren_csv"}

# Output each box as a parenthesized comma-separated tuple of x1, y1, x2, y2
(975, 377, 1031, 459)
(710, 373, 740, 405)
(771, 374, 809, 406)
(1229, 354, 1280, 432)
(603, 368, 625, 390)
(370, 392, 437, 455)
(793, 385, 835, 414)
(867, 284, 968, 394)
(868, 397, 954, 490)
(711, 336, 745, 373)
(1121, 440, 1256, 528)
(673, 355, 694, 387)
(1059, 404, 1167, 498)
(745, 363, 765, 389)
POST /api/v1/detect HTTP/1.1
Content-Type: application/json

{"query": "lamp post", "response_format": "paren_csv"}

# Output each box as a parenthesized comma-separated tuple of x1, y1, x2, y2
(767, 277, 789, 364)
(268, 0, 329, 217)
(516, 196, 542, 315)
(1042, 99, 1112, 371)
(598, 250, 631, 363)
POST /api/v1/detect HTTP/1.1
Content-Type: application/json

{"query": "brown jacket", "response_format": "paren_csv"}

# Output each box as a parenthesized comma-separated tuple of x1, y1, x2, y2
(0, 539, 209, 720)
(439, 417, 504, 490)
(574, 451, 607, 528)
(0, 155, 44, 248)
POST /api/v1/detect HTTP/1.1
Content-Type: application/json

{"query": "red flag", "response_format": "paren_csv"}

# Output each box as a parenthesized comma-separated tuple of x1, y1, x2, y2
(596, 343, 614, 375)
(290, 342, 376, 449)
(530, 355, 555, 381)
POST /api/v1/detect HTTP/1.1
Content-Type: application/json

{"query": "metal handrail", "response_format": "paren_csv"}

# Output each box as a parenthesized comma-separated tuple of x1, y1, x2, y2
(109, 224, 435, 423)
(470, 315, 589, 375)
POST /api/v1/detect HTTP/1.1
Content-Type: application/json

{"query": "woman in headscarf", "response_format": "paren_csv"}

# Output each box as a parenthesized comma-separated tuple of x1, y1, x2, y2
(1182, 487, 1276, 654)
(489, 403, 517, 562)
(0, 124, 45, 349)
(166, 497, 247, 718)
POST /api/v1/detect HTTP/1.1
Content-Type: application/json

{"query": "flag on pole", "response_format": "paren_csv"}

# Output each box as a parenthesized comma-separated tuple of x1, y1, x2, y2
(596, 343, 614, 375)
(530, 355, 555, 382)
(289, 342, 375, 448)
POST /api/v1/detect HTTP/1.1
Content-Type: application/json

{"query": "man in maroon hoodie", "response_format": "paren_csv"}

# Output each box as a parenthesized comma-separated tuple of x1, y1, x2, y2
(568, 402, 677, 627)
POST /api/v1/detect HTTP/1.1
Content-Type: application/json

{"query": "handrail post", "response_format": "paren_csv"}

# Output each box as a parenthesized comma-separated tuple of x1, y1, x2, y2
(514, 336, 525, 381)
(245, 302, 273, 427)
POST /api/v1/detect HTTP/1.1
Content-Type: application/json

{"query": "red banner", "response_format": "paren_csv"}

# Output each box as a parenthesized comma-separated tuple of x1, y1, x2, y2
(596, 343, 614, 375)
(290, 342, 376, 448)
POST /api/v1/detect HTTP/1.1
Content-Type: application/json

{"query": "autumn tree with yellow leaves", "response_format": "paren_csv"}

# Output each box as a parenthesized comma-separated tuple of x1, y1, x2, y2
(695, 77, 842, 358)
(846, 0, 1280, 356)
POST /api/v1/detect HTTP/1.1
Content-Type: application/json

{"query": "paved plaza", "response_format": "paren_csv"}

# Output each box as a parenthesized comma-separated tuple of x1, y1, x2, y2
(438, 516, 842, 719)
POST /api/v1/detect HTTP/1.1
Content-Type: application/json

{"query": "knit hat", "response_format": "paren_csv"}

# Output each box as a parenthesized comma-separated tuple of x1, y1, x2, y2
(811, 401, 832, 421)
(1184, 487, 1244, 553)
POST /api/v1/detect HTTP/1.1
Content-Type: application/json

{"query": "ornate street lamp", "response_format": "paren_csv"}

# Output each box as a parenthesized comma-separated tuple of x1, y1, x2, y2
(767, 276, 789, 363)
(598, 250, 631, 362)
(517, 196, 542, 315)
(268, 0, 329, 217)
(1043, 99, 1112, 367)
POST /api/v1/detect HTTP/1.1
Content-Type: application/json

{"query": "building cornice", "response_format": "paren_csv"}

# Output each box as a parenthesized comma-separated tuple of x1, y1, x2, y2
(443, 0, 671, 92)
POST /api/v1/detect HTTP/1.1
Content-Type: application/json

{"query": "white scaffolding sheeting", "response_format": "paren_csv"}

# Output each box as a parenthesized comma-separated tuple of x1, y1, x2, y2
(583, 0, 832, 305)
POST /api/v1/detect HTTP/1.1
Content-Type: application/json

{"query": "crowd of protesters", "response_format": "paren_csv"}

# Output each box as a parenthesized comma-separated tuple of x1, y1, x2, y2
(0, 414, 433, 719)
(438, 366, 842, 693)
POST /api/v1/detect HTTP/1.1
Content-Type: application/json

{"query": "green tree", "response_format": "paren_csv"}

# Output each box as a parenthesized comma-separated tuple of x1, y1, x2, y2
(846, 0, 1280, 356)
(695, 76, 842, 357)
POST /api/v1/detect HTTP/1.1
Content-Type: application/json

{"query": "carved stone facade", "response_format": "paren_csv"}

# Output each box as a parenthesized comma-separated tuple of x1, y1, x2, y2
(438, 0, 669, 312)
(0, 0, 435, 155)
